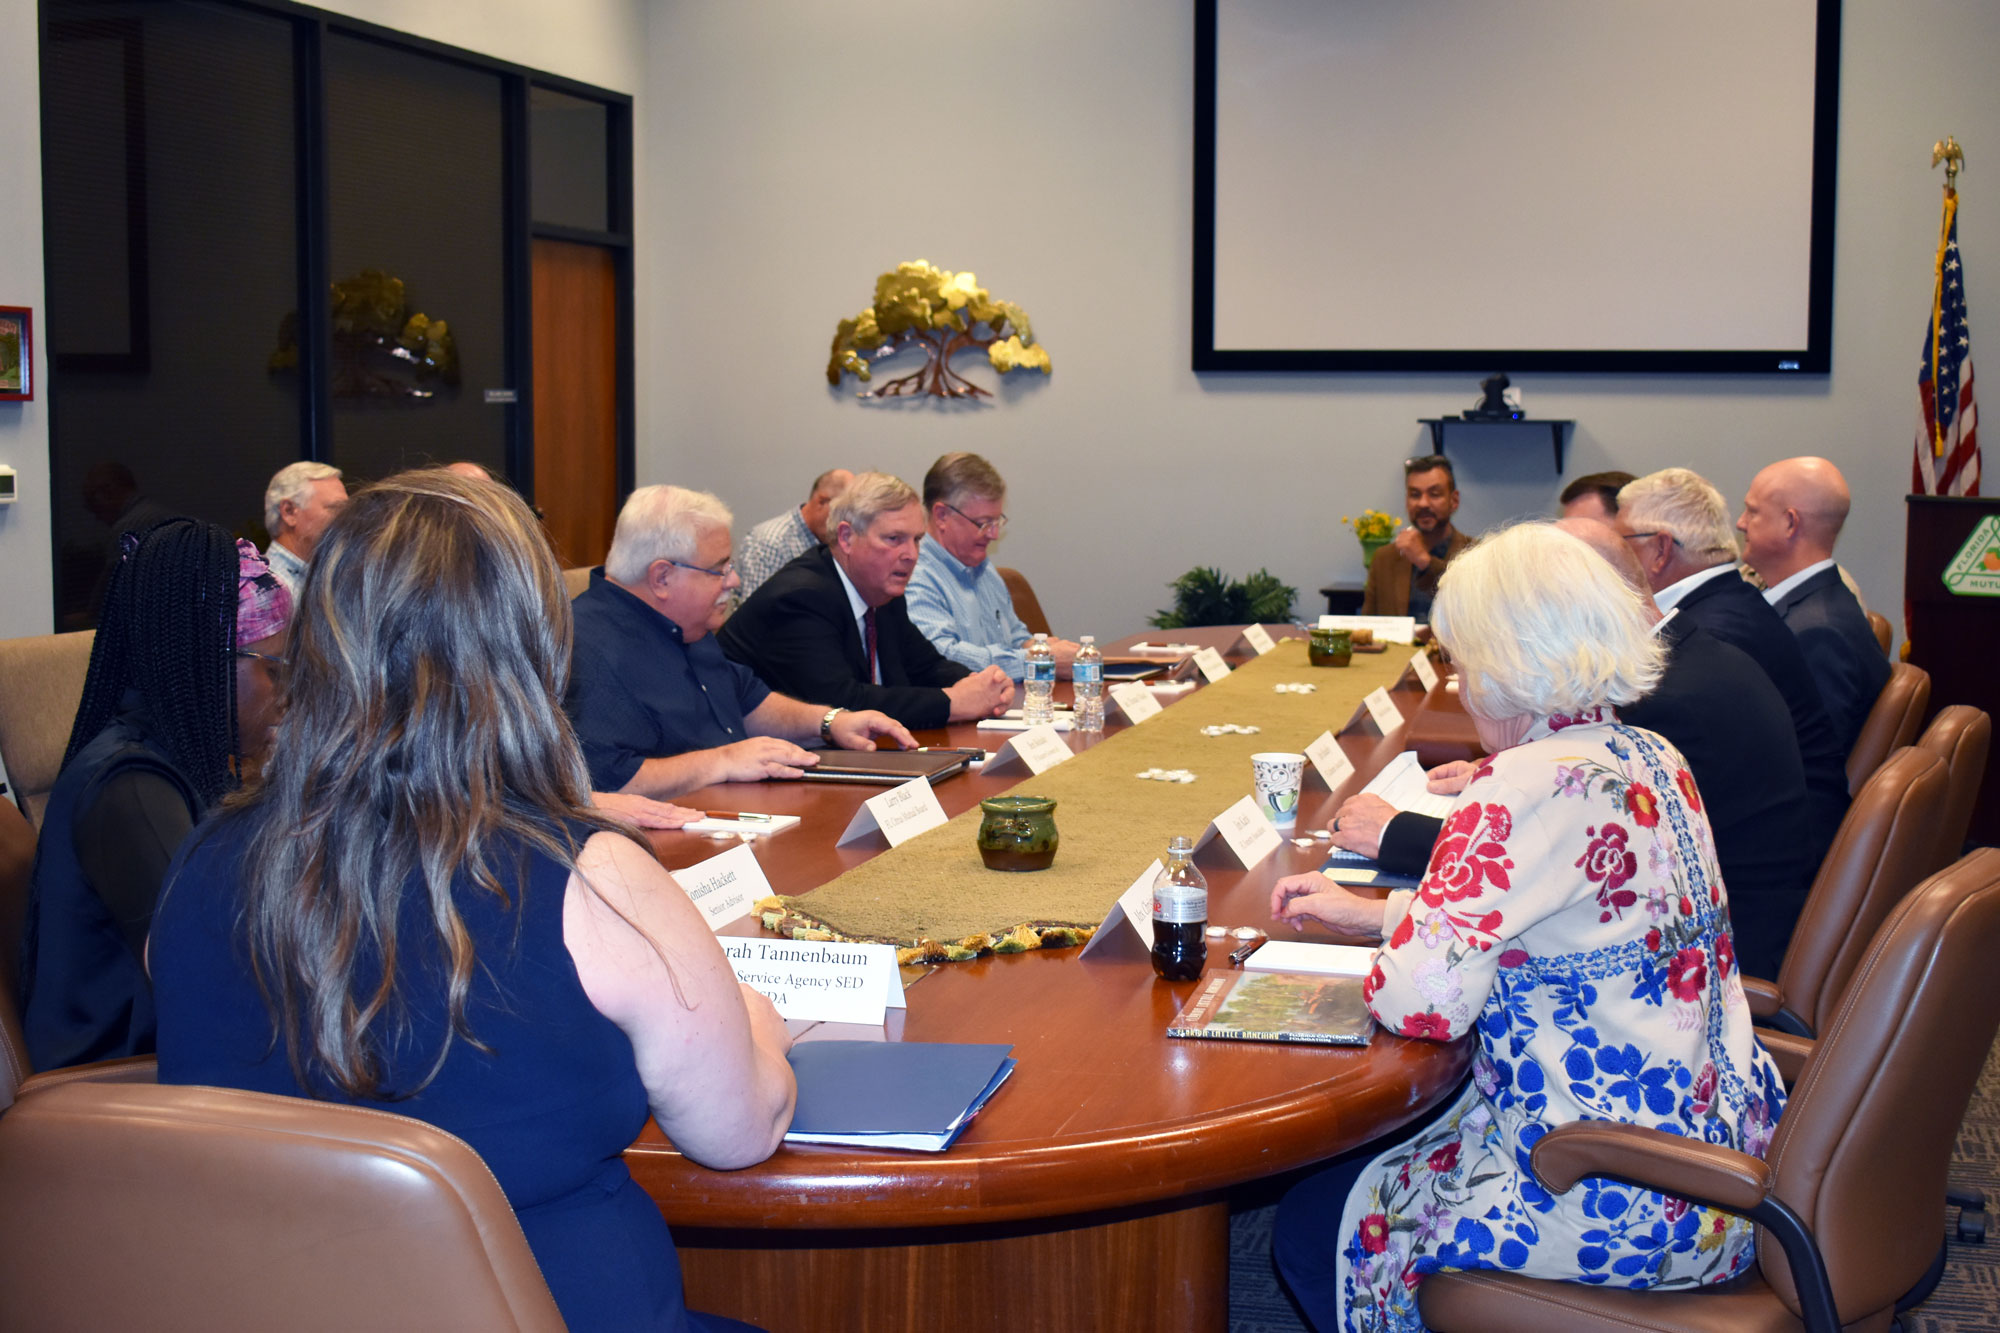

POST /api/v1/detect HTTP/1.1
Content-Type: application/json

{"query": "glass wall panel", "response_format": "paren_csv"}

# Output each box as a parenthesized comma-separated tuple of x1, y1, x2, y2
(324, 33, 508, 482)
(43, 0, 299, 628)
(530, 86, 610, 233)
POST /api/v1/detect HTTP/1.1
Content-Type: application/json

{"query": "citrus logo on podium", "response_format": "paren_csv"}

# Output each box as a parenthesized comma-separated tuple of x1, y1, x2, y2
(1942, 516, 2000, 598)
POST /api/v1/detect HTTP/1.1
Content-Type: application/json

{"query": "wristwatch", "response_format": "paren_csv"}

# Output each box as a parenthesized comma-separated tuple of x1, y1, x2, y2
(820, 706, 847, 742)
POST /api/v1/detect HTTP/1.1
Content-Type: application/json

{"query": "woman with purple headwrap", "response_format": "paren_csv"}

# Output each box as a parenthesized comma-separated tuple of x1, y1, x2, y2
(16, 520, 292, 1070)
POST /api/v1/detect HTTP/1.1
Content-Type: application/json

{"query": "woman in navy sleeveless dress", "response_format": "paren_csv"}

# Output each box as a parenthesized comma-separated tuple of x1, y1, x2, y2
(148, 471, 795, 1333)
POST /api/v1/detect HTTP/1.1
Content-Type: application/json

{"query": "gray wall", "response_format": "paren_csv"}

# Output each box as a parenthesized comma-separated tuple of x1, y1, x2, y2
(640, 1, 2000, 645)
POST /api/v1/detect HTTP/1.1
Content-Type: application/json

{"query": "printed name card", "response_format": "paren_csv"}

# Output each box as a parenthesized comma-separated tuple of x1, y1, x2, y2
(838, 777, 949, 847)
(723, 938, 905, 1023)
(1317, 614, 1418, 645)
(677, 841, 772, 931)
(1239, 623, 1277, 656)
(1363, 686, 1405, 735)
(1303, 729, 1356, 791)
(1192, 646, 1232, 682)
(1108, 680, 1163, 724)
(1410, 650, 1440, 692)
(985, 724, 1073, 776)
(1194, 794, 1284, 869)
(1080, 859, 1163, 960)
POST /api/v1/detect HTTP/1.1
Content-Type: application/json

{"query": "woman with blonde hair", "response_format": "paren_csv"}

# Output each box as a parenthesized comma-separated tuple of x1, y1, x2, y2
(151, 470, 793, 1333)
(1267, 522, 1785, 1332)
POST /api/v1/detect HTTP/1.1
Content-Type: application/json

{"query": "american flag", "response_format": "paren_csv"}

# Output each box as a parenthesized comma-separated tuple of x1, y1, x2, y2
(1913, 191, 1980, 496)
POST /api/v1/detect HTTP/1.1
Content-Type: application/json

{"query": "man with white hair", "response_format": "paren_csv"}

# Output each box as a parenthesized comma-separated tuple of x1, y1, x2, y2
(736, 467, 853, 598)
(1616, 467, 1850, 842)
(719, 472, 1015, 728)
(261, 461, 347, 599)
(566, 484, 917, 798)
(1737, 457, 1890, 757)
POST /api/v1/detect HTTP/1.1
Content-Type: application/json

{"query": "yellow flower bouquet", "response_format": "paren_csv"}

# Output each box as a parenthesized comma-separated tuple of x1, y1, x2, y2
(1342, 508, 1402, 571)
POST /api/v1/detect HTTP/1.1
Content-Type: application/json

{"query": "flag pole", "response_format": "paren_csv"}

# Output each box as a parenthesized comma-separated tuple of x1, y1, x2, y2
(1931, 137, 1964, 461)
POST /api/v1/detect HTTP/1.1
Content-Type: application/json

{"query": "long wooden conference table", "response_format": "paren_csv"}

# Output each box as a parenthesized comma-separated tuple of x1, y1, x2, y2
(628, 626, 1480, 1332)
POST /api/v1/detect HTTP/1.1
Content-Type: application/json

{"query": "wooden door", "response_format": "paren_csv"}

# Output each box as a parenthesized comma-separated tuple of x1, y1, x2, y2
(531, 238, 619, 569)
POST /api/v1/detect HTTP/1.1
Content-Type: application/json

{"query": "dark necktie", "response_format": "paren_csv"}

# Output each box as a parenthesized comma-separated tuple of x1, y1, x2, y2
(863, 608, 879, 684)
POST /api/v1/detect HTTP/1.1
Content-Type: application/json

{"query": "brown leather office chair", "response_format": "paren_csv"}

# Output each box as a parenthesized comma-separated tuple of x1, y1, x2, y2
(0, 629, 94, 827)
(1742, 746, 1950, 1039)
(1866, 610, 1893, 656)
(1917, 705, 1991, 860)
(1420, 847, 2000, 1333)
(562, 566, 593, 600)
(0, 797, 32, 1113)
(0, 1080, 566, 1331)
(997, 566, 1053, 637)
(1845, 662, 1930, 797)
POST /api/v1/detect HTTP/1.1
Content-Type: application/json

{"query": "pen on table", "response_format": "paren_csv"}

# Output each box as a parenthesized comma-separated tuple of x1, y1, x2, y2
(702, 811, 774, 823)
(915, 746, 988, 757)
(1228, 939, 1265, 968)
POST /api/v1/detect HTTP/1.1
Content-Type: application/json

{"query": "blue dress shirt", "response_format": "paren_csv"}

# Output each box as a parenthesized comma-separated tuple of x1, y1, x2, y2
(566, 569, 773, 790)
(906, 539, 1031, 678)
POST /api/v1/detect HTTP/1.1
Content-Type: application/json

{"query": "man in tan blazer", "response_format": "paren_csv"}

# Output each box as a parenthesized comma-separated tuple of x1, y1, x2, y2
(1361, 454, 1472, 620)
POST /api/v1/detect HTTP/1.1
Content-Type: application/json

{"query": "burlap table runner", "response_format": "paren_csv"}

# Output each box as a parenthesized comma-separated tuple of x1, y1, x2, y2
(773, 640, 1410, 944)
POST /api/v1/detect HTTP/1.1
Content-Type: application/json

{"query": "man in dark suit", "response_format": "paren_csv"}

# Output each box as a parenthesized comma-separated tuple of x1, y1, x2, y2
(1737, 457, 1891, 759)
(1614, 467, 1849, 849)
(1336, 518, 1820, 978)
(719, 472, 1014, 730)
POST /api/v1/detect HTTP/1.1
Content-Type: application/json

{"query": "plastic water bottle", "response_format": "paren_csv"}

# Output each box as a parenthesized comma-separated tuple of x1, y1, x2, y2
(1024, 633, 1056, 725)
(1151, 835, 1208, 981)
(1073, 636, 1103, 734)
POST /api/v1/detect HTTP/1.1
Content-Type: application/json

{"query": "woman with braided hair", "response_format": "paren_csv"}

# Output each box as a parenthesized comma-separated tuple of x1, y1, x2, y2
(17, 518, 290, 1070)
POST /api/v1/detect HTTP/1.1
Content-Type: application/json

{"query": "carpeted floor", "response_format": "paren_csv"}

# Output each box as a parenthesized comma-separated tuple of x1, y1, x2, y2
(1226, 1032, 2000, 1331)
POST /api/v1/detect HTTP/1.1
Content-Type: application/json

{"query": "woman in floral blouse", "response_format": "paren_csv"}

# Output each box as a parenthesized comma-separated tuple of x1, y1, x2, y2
(1268, 522, 1787, 1333)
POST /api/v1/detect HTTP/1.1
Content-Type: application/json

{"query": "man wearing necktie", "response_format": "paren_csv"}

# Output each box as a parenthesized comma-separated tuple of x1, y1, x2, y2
(720, 472, 1015, 729)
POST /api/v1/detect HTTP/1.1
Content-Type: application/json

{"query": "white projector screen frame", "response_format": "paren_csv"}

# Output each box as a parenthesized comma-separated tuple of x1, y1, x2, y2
(1192, 0, 1841, 375)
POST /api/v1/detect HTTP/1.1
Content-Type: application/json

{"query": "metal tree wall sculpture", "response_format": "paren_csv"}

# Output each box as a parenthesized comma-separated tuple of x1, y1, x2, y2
(827, 260, 1050, 400)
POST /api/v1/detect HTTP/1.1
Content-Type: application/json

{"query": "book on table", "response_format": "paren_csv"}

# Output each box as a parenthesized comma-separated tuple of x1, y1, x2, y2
(783, 1040, 1017, 1152)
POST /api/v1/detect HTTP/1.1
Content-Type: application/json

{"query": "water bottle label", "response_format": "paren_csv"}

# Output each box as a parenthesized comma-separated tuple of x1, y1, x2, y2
(1029, 661, 1056, 684)
(1152, 884, 1207, 924)
(1073, 662, 1101, 685)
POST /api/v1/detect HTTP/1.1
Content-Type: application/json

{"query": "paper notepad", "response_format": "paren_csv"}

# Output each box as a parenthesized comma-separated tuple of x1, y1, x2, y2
(1245, 940, 1378, 977)
(1363, 750, 1457, 820)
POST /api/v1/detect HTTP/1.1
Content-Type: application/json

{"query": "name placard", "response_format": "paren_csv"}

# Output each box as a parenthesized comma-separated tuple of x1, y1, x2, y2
(677, 841, 771, 931)
(1192, 646, 1232, 682)
(1239, 623, 1277, 656)
(985, 724, 1073, 776)
(1194, 794, 1284, 869)
(838, 777, 949, 847)
(1363, 686, 1405, 735)
(1410, 650, 1440, 692)
(1303, 729, 1355, 791)
(722, 938, 904, 1023)
(1318, 614, 1418, 645)
(1080, 859, 1163, 960)
(1108, 680, 1163, 723)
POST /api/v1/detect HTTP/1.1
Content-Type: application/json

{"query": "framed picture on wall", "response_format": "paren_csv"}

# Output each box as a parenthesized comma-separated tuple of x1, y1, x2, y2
(0, 307, 31, 402)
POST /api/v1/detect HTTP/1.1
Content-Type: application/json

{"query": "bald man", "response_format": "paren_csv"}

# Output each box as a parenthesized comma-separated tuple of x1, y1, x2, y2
(1332, 517, 1820, 978)
(736, 468, 854, 599)
(1737, 458, 1890, 757)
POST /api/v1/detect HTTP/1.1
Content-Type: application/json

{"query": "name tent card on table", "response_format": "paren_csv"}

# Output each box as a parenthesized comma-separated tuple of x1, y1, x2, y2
(724, 939, 906, 1023)
(1192, 646, 1232, 682)
(1362, 686, 1405, 735)
(1317, 614, 1418, 645)
(1108, 680, 1163, 723)
(1080, 859, 1162, 961)
(984, 724, 1073, 776)
(1410, 650, 1440, 693)
(678, 841, 772, 931)
(1303, 729, 1356, 791)
(1238, 624, 1277, 656)
(838, 777, 950, 848)
(1194, 793, 1284, 870)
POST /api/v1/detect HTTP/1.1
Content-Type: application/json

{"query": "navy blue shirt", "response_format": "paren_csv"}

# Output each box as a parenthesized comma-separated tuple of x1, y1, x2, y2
(566, 569, 773, 791)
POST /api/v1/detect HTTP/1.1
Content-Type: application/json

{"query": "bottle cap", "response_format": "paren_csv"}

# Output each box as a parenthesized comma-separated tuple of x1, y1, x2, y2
(1080, 635, 1095, 644)
(1168, 834, 1194, 853)
(1033, 632, 1048, 641)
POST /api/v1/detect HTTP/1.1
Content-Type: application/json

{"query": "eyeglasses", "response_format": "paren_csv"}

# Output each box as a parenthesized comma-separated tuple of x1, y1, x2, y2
(234, 648, 288, 668)
(1619, 530, 1680, 546)
(942, 502, 1007, 537)
(665, 556, 736, 580)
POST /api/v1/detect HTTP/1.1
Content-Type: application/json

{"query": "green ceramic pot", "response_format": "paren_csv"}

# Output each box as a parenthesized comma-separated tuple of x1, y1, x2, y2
(1308, 627, 1353, 668)
(1359, 535, 1393, 571)
(977, 795, 1060, 872)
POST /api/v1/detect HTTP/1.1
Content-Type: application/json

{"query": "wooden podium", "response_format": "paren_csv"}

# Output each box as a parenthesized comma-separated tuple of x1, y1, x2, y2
(1906, 495, 2000, 845)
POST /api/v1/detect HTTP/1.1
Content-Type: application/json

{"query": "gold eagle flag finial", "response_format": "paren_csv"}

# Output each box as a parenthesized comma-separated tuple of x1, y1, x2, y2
(1933, 136, 1964, 191)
